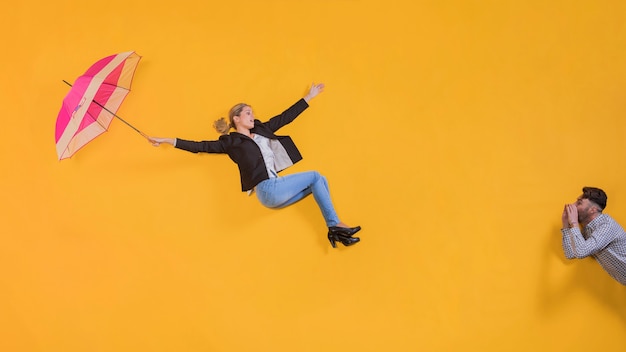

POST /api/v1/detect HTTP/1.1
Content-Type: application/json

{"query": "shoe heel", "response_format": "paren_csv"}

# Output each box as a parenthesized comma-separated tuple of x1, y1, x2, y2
(327, 233, 337, 248)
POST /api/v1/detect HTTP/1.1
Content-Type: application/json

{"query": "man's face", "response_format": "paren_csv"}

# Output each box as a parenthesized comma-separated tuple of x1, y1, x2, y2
(575, 196, 598, 222)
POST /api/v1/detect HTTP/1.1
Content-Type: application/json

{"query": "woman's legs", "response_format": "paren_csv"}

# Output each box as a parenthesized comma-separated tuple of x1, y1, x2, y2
(255, 171, 341, 227)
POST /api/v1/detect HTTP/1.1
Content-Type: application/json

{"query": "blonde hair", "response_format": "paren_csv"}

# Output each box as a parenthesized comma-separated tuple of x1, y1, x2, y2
(213, 103, 249, 135)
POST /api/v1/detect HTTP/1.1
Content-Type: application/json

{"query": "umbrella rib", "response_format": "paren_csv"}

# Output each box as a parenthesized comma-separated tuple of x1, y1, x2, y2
(62, 80, 148, 139)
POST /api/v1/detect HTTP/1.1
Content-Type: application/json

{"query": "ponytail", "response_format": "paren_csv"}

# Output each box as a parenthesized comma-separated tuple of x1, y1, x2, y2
(214, 103, 250, 135)
(213, 117, 231, 135)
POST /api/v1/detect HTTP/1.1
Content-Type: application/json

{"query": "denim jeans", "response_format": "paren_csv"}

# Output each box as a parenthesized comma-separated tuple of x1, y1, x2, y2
(255, 171, 340, 227)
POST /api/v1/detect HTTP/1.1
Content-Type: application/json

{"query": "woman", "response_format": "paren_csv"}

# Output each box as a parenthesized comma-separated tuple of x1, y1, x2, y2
(148, 83, 361, 248)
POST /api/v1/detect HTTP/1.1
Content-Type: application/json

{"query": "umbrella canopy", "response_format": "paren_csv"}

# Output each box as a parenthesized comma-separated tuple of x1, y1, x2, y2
(55, 51, 142, 160)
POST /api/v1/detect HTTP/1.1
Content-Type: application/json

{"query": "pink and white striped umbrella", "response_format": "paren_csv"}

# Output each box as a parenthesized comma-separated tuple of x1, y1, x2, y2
(55, 51, 145, 160)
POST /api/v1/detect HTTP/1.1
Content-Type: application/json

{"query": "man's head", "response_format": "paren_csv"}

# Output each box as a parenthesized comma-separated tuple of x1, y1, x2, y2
(575, 187, 607, 223)
(581, 187, 607, 211)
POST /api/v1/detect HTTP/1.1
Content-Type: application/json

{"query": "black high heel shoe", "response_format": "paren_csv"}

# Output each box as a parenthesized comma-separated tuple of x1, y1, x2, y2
(328, 232, 360, 248)
(328, 225, 362, 237)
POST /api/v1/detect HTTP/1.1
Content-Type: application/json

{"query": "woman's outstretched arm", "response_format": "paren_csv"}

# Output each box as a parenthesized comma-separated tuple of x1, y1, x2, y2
(263, 83, 326, 132)
(150, 135, 226, 154)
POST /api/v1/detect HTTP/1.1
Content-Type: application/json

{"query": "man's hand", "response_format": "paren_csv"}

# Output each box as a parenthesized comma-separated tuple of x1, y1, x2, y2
(562, 204, 579, 228)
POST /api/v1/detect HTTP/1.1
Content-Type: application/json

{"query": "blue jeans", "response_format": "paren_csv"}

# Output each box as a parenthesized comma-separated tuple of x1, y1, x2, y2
(255, 171, 340, 227)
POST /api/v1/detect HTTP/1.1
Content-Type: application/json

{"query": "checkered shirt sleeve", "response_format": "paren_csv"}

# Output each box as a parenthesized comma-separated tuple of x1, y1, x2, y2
(561, 214, 626, 285)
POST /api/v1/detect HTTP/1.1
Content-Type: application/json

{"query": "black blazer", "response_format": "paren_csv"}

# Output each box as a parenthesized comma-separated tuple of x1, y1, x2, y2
(175, 99, 309, 191)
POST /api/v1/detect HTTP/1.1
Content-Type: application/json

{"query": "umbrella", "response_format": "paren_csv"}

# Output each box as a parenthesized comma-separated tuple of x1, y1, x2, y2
(55, 51, 147, 160)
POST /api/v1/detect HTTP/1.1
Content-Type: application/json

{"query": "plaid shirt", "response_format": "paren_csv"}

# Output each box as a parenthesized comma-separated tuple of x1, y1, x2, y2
(562, 214, 626, 285)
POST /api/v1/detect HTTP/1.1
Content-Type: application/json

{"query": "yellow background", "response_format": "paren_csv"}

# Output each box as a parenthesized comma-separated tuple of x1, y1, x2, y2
(2, 0, 626, 351)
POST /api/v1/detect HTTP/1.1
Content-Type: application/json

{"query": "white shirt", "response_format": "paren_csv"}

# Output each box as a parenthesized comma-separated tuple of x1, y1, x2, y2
(252, 134, 278, 178)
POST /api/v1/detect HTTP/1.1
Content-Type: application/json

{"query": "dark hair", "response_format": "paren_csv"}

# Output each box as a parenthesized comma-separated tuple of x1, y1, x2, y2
(582, 187, 607, 210)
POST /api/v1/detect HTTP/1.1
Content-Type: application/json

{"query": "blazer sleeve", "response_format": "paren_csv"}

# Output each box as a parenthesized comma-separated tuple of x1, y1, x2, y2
(263, 99, 309, 132)
(175, 138, 226, 154)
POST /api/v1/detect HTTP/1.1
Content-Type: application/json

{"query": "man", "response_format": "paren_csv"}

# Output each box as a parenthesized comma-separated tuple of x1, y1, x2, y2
(561, 187, 626, 285)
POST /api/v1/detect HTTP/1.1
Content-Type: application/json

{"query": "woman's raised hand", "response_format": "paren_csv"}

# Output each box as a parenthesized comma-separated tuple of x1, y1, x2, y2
(304, 82, 325, 102)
